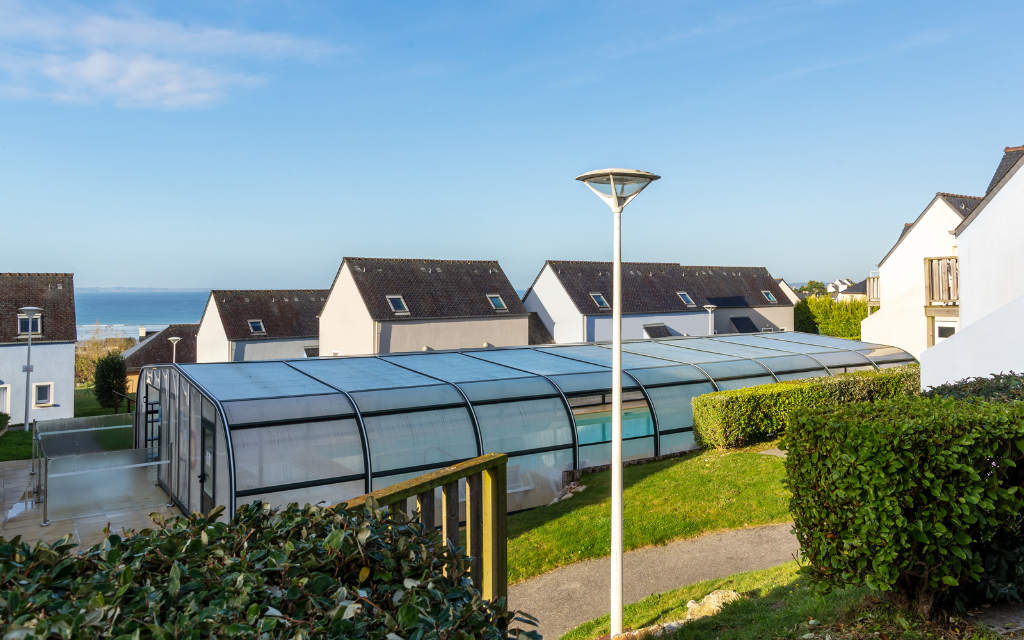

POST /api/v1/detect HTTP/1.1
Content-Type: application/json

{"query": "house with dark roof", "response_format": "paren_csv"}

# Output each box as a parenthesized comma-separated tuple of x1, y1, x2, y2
(923, 145, 1024, 387)
(861, 191, 983, 359)
(120, 324, 198, 392)
(196, 290, 326, 362)
(522, 261, 793, 343)
(836, 279, 868, 302)
(0, 273, 77, 424)
(319, 258, 529, 355)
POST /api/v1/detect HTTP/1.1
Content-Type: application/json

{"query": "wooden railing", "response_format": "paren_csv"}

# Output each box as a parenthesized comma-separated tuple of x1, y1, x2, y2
(867, 276, 880, 303)
(343, 453, 508, 602)
(925, 257, 959, 305)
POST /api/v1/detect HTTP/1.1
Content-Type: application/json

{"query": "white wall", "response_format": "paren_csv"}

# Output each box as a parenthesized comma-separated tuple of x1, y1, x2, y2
(920, 292, 1024, 389)
(231, 338, 320, 361)
(319, 263, 375, 356)
(523, 264, 585, 344)
(588, 312, 709, 341)
(380, 316, 529, 353)
(861, 198, 962, 359)
(196, 296, 230, 363)
(959, 164, 1024, 328)
(0, 342, 75, 424)
(714, 306, 795, 335)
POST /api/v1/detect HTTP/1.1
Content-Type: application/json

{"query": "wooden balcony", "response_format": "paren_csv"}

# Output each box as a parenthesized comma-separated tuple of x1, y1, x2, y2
(866, 277, 880, 315)
(925, 256, 959, 314)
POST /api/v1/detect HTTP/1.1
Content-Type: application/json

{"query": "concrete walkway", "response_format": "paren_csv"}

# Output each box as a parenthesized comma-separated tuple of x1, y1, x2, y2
(508, 523, 798, 640)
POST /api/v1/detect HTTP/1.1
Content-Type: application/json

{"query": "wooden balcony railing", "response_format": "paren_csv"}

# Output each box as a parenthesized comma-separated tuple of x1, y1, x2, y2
(925, 257, 959, 305)
(343, 452, 508, 603)
(867, 276, 880, 303)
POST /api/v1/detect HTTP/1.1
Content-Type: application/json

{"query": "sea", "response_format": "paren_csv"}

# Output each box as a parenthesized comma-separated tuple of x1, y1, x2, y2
(75, 290, 210, 341)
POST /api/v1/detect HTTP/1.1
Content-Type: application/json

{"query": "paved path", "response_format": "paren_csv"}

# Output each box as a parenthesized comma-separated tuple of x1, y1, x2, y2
(508, 523, 798, 640)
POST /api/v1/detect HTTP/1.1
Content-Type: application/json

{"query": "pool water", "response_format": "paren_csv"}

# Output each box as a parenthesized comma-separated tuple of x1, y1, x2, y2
(574, 407, 654, 445)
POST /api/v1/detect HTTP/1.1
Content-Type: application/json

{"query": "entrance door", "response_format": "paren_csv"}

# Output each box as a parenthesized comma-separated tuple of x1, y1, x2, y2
(199, 418, 215, 514)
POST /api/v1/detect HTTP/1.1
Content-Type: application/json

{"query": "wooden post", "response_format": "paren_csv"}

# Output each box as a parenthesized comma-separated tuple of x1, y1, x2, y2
(466, 472, 484, 590)
(417, 489, 435, 530)
(441, 481, 459, 550)
(482, 463, 507, 603)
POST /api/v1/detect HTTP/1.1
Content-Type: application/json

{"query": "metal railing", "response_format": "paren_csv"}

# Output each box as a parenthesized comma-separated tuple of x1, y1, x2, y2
(925, 257, 959, 305)
(342, 452, 508, 603)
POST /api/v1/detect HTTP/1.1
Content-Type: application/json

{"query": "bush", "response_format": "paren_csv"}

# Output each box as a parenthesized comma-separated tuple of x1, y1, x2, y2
(0, 412, 8, 433)
(0, 500, 536, 639)
(924, 372, 1024, 402)
(93, 351, 128, 410)
(793, 297, 868, 339)
(692, 364, 919, 449)
(75, 326, 135, 386)
(784, 396, 1024, 618)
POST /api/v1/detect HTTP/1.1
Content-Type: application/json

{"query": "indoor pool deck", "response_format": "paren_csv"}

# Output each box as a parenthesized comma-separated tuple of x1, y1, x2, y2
(0, 459, 182, 550)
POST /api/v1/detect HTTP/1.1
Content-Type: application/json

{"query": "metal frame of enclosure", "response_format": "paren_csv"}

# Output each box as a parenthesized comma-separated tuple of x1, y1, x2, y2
(135, 333, 915, 516)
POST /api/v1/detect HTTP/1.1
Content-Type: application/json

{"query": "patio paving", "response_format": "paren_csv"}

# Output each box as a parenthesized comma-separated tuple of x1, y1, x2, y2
(0, 459, 182, 550)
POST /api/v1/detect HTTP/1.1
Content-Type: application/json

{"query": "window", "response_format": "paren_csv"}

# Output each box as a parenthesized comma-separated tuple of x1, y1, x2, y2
(0, 385, 8, 415)
(386, 295, 409, 314)
(487, 294, 508, 311)
(762, 290, 778, 303)
(677, 292, 695, 306)
(938, 326, 955, 339)
(17, 315, 42, 335)
(248, 320, 265, 334)
(590, 293, 609, 309)
(34, 383, 52, 406)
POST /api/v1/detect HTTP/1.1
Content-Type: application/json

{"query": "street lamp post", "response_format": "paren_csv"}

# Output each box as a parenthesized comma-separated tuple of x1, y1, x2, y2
(168, 336, 181, 363)
(19, 306, 42, 476)
(576, 168, 659, 638)
(703, 304, 717, 336)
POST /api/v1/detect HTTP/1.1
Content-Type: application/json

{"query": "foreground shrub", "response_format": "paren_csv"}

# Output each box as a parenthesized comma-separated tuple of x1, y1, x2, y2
(93, 351, 129, 411)
(925, 372, 1024, 402)
(0, 501, 536, 639)
(785, 397, 1024, 618)
(692, 364, 919, 449)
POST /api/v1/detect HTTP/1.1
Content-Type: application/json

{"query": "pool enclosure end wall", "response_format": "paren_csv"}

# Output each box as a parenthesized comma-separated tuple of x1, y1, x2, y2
(135, 332, 916, 515)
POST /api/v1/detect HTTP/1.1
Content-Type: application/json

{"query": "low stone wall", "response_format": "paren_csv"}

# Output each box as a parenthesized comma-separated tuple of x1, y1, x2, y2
(561, 448, 700, 485)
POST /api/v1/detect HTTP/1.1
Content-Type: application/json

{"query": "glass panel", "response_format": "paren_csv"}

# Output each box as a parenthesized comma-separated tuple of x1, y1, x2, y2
(698, 360, 772, 380)
(547, 371, 638, 395)
(760, 333, 885, 350)
(290, 357, 436, 391)
(858, 346, 915, 365)
(383, 352, 526, 383)
(46, 449, 171, 521)
(715, 376, 776, 391)
(350, 384, 465, 414)
(807, 350, 875, 370)
(474, 398, 572, 454)
(579, 437, 654, 468)
(459, 377, 560, 403)
(470, 348, 608, 375)
(774, 370, 830, 382)
(177, 382, 190, 509)
(626, 364, 709, 387)
(667, 338, 790, 360)
(645, 382, 717, 434)
(189, 385, 202, 512)
(506, 449, 573, 512)
(755, 354, 828, 376)
(364, 408, 478, 474)
(540, 345, 670, 370)
(179, 362, 336, 400)
(215, 411, 231, 512)
(232, 419, 365, 492)
(709, 334, 852, 353)
(660, 431, 698, 455)
(245, 480, 364, 511)
(163, 371, 177, 487)
(620, 341, 746, 364)
(220, 394, 355, 427)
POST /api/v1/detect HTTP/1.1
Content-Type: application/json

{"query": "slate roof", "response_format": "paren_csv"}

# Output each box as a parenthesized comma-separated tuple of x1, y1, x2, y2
(341, 258, 527, 321)
(643, 323, 672, 338)
(205, 290, 327, 342)
(528, 312, 554, 345)
(838, 279, 867, 295)
(677, 266, 792, 309)
(937, 193, 983, 218)
(986, 146, 1024, 194)
(0, 273, 77, 344)
(122, 324, 199, 371)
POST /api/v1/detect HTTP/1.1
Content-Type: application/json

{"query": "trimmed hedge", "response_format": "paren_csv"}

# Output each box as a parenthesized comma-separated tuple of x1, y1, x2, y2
(925, 372, 1024, 402)
(692, 364, 919, 449)
(0, 500, 537, 639)
(793, 296, 868, 339)
(785, 397, 1024, 618)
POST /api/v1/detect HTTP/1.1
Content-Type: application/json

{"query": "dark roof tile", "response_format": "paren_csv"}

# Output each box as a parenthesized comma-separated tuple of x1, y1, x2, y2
(0, 273, 76, 344)
(677, 266, 793, 309)
(209, 290, 327, 342)
(528, 312, 554, 345)
(987, 147, 1024, 193)
(937, 193, 983, 218)
(122, 324, 199, 371)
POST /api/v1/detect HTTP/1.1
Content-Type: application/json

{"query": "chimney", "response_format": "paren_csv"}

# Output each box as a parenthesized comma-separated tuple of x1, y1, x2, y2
(139, 327, 147, 341)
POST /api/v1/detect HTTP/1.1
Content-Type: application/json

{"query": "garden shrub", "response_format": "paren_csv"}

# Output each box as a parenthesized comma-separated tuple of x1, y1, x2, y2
(0, 500, 537, 639)
(794, 296, 868, 339)
(785, 396, 1024, 618)
(0, 412, 8, 433)
(924, 372, 1024, 402)
(93, 351, 128, 410)
(692, 364, 919, 449)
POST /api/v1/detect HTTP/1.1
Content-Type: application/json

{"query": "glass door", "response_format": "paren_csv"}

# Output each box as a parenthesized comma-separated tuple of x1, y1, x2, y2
(200, 416, 216, 514)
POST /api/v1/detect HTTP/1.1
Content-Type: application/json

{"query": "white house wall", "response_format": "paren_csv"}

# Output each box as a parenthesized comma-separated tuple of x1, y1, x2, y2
(714, 306, 794, 335)
(959, 165, 1024, 328)
(523, 264, 585, 344)
(587, 312, 709, 341)
(231, 338, 319, 361)
(196, 296, 230, 363)
(319, 262, 375, 356)
(0, 343, 75, 424)
(380, 316, 529, 354)
(861, 198, 962, 359)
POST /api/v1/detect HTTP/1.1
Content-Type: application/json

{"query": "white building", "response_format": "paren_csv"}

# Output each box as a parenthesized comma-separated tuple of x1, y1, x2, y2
(196, 290, 326, 363)
(826, 278, 856, 295)
(775, 278, 802, 304)
(523, 261, 794, 343)
(861, 192, 982, 360)
(319, 257, 529, 356)
(0, 273, 77, 425)
(922, 145, 1024, 387)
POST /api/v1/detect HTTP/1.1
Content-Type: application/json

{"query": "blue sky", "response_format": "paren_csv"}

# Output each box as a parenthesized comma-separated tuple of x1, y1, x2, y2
(1, 1, 1021, 290)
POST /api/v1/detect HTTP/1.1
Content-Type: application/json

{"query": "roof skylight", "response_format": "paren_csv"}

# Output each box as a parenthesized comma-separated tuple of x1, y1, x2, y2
(677, 291, 695, 306)
(487, 294, 507, 311)
(387, 295, 410, 314)
(590, 293, 609, 309)
(248, 320, 265, 334)
(762, 291, 778, 303)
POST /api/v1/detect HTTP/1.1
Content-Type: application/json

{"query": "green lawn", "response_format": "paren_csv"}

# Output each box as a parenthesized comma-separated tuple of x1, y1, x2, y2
(561, 562, 993, 640)
(0, 430, 33, 462)
(74, 387, 136, 418)
(507, 448, 791, 584)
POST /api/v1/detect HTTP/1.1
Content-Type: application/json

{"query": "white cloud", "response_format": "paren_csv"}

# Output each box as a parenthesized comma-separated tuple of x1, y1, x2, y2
(0, 0, 332, 108)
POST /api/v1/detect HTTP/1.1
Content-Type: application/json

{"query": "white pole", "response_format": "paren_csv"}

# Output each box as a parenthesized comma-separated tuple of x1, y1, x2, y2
(611, 202, 624, 637)
(172, 342, 177, 363)
(23, 322, 32, 434)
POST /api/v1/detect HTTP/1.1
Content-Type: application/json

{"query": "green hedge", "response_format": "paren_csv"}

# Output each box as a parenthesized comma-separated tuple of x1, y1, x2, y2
(924, 372, 1024, 402)
(0, 412, 8, 433)
(784, 397, 1024, 618)
(0, 501, 536, 639)
(691, 364, 919, 449)
(793, 296, 869, 339)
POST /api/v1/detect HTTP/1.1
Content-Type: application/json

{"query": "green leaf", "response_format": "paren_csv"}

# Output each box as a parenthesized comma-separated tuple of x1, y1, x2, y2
(398, 604, 420, 628)
(942, 575, 959, 586)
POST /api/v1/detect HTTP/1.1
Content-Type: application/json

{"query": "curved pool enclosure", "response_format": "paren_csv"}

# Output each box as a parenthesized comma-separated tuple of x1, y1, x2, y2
(135, 332, 914, 515)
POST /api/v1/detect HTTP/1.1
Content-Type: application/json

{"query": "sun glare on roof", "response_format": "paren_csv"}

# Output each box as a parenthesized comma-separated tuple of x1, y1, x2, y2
(590, 293, 609, 308)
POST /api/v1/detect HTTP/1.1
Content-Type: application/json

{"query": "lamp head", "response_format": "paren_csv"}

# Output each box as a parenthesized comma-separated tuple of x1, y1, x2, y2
(18, 306, 42, 319)
(703, 305, 718, 312)
(168, 337, 182, 345)
(576, 168, 660, 212)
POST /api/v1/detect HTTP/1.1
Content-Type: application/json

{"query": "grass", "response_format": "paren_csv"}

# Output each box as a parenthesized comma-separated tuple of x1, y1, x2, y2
(0, 430, 33, 462)
(506, 447, 791, 584)
(561, 562, 996, 640)
(74, 386, 136, 418)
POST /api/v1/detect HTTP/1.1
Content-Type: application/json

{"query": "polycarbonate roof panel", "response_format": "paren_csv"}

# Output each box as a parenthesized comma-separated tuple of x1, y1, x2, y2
(289, 357, 436, 392)
(179, 362, 337, 401)
(547, 371, 639, 394)
(458, 377, 560, 403)
(668, 338, 792, 359)
(755, 354, 827, 375)
(760, 333, 885, 350)
(382, 352, 528, 383)
(858, 346, 915, 364)
(620, 341, 746, 364)
(221, 394, 355, 427)
(539, 345, 677, 370)
(470, 348, 608, 375)
(627, 364, 711, 387)
(709, 334, 852, 354)
(698, 359, 773, 380)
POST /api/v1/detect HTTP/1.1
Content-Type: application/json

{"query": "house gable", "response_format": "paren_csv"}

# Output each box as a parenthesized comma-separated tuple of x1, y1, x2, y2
(196, 295, 229, 363)
(320, 261, 375, 356)
(0, 273, 77, 345)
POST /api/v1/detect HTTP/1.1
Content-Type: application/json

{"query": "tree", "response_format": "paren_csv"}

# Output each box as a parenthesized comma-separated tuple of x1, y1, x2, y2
(794, 299, 817, 333)
(94, 352, 128, 412)
(796, 280, 827, 297)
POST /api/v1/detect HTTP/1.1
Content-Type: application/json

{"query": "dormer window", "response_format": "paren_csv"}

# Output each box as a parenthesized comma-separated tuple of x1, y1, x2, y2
(590, 293, 609, 309)
(762, 291, 778, 303)
(17, 315, 42, 335)
(387, 295, 410, 315)
(677, 292, 695, 306)
(248, 320, 266, 334)
(487, 294, 507, 311)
